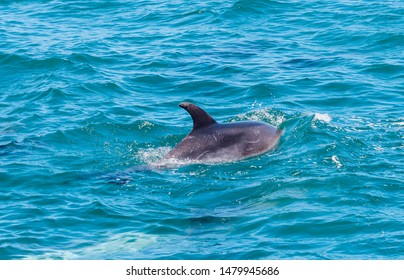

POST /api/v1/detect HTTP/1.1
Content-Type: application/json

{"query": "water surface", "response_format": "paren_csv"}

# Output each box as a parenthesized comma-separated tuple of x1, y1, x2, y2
(0, 0, 403, 259)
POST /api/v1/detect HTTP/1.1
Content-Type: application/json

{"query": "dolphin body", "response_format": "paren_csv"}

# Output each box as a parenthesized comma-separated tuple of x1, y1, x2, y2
(164, 102, 282, 163)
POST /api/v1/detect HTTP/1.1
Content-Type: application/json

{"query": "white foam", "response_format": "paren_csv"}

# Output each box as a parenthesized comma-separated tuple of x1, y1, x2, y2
(373, 145, 385, 151)
(136, 147, 171, 164)
(149, 157, 195, 168)
(137, 146, 243, 168)
(331, 155, 342, 169)
(138, 121, 154, 130)
(313, 113, 332, 123)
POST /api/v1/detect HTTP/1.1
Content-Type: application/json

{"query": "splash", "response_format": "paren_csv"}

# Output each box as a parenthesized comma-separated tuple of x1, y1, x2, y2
(136, 146, 171, 164)
(235, 106, 285, 127)
(134, 146, 200, 169)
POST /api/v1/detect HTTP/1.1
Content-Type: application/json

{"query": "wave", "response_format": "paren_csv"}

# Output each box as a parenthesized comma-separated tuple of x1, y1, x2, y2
(228, 0, 289, 15)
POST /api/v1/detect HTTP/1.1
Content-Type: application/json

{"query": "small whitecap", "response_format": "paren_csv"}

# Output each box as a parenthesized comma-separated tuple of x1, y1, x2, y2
(138, 121, 154, 130)
(374, 145, 384, 151)
(392, 121, 404, 127)
(331, 155, 342, 169)
(313, 113, 332, 123)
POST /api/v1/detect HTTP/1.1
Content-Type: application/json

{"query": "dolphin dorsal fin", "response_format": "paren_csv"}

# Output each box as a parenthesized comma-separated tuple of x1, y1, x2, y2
(179, 102, 217, 131)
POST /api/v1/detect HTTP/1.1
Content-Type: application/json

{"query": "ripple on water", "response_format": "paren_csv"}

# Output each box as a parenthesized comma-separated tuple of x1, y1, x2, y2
(1, 0, 403, 260)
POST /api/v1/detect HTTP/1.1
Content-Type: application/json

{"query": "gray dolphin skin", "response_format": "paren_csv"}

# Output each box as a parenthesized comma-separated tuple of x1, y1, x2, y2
(164, 102, 282, 162)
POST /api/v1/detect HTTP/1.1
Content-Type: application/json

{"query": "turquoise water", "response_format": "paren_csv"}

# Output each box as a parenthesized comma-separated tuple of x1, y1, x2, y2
(1, 0, 403, 259)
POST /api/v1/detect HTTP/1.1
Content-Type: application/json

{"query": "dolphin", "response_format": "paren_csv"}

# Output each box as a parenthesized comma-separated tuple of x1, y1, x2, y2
(164, 102, 282, 163)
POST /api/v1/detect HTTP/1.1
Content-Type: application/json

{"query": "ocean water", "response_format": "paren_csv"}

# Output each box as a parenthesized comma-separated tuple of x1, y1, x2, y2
(0, 0, 403, 260)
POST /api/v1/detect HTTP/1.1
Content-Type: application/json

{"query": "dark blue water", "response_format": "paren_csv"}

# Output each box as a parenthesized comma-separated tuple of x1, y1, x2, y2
(1, 0, 403, 259)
